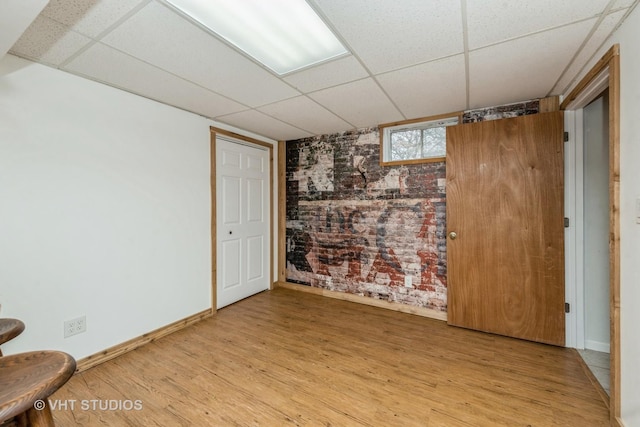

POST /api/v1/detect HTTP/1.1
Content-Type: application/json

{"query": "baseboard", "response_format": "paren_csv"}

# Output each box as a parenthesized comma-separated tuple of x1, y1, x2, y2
(275, 281, 448, 322)
(586, 339, 611, 353)
(76, 308, 213, 373)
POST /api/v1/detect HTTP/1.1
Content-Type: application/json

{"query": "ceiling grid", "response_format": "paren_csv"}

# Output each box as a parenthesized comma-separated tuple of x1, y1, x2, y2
(6, 0, 638, 140)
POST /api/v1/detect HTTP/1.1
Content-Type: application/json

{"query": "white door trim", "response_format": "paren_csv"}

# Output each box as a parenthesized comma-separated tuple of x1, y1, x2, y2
(564, 110, 586, 349)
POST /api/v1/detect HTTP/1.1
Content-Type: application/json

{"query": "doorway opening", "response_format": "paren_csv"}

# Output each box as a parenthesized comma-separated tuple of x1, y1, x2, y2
(561, 44, 620, 421)
(579, 89, 611, 394)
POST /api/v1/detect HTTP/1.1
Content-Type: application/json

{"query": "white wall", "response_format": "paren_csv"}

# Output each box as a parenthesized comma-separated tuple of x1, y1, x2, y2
(568, 5, 640, 425)
(0, 54, 216, 360)
(583, 94, 610, 352)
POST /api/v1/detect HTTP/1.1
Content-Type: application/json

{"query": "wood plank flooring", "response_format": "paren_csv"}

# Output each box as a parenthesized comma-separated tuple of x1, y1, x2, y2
(50, 288, 609, 426)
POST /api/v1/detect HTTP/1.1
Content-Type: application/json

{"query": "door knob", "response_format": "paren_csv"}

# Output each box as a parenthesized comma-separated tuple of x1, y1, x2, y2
(448, 231, 457, 240)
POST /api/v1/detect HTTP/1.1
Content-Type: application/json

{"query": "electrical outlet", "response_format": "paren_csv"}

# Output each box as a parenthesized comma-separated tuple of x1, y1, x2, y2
(404, 275, 413, 288)
(64, 316, 86, 338)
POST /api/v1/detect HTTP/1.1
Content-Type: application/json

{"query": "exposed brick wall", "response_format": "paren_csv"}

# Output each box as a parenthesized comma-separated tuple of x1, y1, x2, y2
(463, 99, 540, 123)
(285, 99, 540, 312)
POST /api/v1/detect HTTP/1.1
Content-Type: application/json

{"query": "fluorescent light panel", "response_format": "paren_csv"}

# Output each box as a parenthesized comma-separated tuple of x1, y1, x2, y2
(165, 0, 348, 75)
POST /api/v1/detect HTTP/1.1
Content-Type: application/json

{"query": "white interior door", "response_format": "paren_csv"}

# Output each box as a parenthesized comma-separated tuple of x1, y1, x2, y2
(216, 137, 270, 309)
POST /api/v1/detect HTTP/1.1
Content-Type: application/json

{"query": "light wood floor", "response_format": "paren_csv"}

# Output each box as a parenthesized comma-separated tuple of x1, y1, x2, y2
(51, 288, 609, 426)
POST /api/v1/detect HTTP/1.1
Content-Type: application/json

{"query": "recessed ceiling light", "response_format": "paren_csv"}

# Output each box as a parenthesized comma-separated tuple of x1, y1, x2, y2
(164, 0, 348, 75)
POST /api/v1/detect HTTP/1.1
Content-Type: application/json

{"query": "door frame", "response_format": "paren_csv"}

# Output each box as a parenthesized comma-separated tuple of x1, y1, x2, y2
(561, 44, 620, 424)
(210, 126, 274, 311)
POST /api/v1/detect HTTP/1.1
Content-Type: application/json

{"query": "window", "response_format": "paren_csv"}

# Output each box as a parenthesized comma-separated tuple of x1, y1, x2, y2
(379, 113, 460, 165)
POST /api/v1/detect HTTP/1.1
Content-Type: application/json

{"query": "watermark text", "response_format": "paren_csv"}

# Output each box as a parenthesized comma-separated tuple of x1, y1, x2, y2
(35, 399, 143, 411)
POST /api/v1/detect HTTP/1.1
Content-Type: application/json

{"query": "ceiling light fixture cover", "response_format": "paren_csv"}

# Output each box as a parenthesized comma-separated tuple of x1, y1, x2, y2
(165, 0, 348, 75)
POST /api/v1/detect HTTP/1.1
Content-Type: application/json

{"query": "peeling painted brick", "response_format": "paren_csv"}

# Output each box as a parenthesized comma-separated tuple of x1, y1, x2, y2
(285, 128, 448, 311)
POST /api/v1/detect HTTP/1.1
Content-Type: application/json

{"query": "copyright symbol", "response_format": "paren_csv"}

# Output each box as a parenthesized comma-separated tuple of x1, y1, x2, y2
(34, 400, 46, 411)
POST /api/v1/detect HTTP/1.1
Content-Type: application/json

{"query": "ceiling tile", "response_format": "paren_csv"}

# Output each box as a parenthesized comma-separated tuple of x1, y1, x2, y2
(9, 15, 92, 66)
(218, 110, 313, 141)
(0, 0, 48, 58)
(40, 0, 147, 38)
(612, 0, 636, 8)
(553, 9, 628, 94)
(64, 42, 247, 118)
(101, 1, 300, 107)
(283, 55, 368, 93)
(258, 96, 353, 135)
(312, 0, 463, 74)
(308, 78, 403, 128)
(467, 0, 610, 49)
(377, 55, 467, 119)
(469, 19, 596, 109)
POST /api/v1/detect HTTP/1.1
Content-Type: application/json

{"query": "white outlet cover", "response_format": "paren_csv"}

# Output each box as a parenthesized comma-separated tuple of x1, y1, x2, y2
(64, 315, 87, 338)
(404, 276, 413, 288)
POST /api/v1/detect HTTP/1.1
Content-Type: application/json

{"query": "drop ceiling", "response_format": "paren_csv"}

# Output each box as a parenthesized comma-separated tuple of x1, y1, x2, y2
(7, 0, 638, 141)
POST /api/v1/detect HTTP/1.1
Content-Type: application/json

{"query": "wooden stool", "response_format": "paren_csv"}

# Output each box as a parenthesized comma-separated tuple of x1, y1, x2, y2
(0, 351, 76, 426)
(0, 319, 25, 357)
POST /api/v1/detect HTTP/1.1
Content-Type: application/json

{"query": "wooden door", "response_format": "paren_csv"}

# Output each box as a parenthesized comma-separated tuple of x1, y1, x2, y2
(216, 137, 270, 309)
(446, 111, 565, 346)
